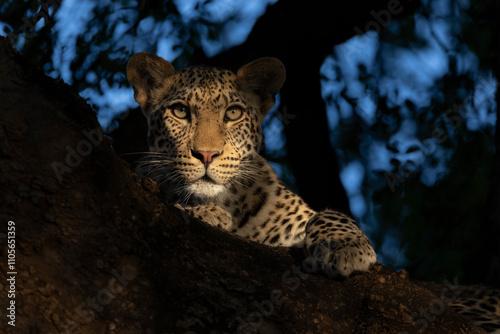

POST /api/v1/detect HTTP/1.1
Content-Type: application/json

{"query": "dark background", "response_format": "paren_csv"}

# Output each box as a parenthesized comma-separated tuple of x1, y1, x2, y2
(2, 0, 499, 286)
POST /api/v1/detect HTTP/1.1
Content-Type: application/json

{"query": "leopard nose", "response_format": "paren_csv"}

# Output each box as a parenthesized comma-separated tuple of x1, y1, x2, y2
(192, 150, 220, 164)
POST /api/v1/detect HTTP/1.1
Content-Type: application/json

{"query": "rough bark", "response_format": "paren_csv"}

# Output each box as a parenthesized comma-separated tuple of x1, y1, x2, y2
(0, 37, 485, 333)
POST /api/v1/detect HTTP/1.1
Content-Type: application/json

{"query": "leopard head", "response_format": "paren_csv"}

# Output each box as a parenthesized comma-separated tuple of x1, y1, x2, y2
(127, 52, 285, 200)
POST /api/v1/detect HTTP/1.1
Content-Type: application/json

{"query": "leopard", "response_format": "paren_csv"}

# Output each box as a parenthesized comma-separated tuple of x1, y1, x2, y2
(126, 52, 500, 332)
(126, 52, 377, 279)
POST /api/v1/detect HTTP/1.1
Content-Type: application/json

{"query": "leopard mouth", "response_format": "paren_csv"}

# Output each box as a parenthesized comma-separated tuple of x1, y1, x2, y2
(186, 175, 226, 199)
(199, 175, 218, 184)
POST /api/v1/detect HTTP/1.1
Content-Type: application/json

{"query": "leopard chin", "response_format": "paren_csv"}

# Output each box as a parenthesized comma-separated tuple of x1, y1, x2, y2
(186, 177, 226, 199)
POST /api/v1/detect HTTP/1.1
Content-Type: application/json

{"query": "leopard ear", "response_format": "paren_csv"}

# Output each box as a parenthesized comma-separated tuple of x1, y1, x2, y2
(236, 57, 286, 114)
(127, 52, 176, 110)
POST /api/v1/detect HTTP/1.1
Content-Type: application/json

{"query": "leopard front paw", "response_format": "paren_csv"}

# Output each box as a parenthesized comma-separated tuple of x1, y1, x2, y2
(304, 210, 377, 279)
(305, 236, 377, 279)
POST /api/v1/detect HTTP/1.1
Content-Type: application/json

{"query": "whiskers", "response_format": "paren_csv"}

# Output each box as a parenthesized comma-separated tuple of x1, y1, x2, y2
(134, 151, 194, 205)
(225, 132, 261, 191)
(132, 149, 263, 207)
(229, 156, 261, 189)
(136, 152, 177, 185)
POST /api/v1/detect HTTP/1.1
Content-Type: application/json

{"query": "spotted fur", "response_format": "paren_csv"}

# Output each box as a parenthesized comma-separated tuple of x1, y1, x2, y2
(421, 281, 500, 333)
(126, 52, 377, 278)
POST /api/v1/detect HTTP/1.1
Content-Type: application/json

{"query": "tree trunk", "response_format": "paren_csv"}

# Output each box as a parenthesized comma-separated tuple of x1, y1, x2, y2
(463, 0, 500, 287)
(0, 37, 485, 333)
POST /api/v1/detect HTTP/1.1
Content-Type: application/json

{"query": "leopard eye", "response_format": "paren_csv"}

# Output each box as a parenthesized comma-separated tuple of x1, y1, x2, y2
(169, 103, 190, 119)
(224, 106, 243, 121)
